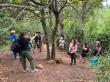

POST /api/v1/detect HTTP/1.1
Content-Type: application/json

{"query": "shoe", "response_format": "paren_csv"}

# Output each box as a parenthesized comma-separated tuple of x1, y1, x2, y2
(73, 63, 76, 65)
(22, 70, 26, 72)
(31, 69, 38, 73)
(70, 63, 73, 66)
(26, 67, 29, 71)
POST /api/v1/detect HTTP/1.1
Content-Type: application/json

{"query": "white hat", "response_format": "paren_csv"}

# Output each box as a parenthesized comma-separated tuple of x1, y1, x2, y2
(96, 41, 100, 44)
(11, 30, 15, 33)
(60, 37, 63, 40)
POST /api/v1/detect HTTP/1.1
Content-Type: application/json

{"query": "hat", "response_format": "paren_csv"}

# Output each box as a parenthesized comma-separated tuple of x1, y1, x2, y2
(96, 41, 100, 44)
(60, 37, 63, 40)
(11, 30, 15, 33)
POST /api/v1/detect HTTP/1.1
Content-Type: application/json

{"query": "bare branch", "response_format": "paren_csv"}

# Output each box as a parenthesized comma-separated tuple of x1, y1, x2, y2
(58, 0, 67, 14)
(0, 3, 36, 11)
(84, 4, 93, 15)
(30, 0, 47, 6)
(66, 2, 81, 16)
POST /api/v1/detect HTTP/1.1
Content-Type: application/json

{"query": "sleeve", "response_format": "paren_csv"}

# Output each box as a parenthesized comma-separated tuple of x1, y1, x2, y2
(28, 38, 31, 41)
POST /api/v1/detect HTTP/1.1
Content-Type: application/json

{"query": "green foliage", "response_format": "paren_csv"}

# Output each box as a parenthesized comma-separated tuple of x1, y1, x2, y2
(15, 0, 22, 3)
(93, 55, 110, 82)
(40, 0, 47, 3)
(97, 33, 110, 51)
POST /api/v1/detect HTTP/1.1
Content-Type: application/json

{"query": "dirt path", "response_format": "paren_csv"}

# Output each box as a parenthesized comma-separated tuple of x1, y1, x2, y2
(0, 45, 96, 82)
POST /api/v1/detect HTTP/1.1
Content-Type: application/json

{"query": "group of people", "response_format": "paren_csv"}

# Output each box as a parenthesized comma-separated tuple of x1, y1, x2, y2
(10, 30, 42, 72)
(59, 37, 102, 65)
(9, 30, 102, 72)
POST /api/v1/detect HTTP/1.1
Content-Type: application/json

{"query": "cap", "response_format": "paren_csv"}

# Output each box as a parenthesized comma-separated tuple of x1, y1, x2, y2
(11, 30, 15, 33)
(96, 41, 100, 44)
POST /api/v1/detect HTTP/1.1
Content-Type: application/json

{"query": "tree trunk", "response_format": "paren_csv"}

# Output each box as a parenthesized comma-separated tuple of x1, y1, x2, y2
(59, 12, 64, 36)
(51, 14, 59, 59)
(49, 8, 53, 31)
(40, 8, 51, 60)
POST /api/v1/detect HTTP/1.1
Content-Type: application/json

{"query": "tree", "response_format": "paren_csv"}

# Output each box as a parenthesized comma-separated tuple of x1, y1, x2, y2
(67, 0, 103, 41)
(0, 0, 67, 59)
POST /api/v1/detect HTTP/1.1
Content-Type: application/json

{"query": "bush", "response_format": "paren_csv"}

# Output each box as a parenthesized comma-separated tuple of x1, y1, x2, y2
(92, 54, 110, 82)
(97, 33, 110, 51)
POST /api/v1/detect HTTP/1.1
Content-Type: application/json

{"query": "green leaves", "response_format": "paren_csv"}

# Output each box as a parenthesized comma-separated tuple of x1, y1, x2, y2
(9, 0, 22, 4)
(15, 0, 22, 4)
(95, 56, 110, 82)
(40, 0, 48, 3)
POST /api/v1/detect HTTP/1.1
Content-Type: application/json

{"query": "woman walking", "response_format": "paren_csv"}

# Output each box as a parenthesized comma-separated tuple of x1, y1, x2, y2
(18, 32, 38, 72)
(69, 39, 78, 65)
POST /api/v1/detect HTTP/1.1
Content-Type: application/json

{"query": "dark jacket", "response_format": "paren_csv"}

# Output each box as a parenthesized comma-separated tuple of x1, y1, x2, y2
(18, 38, 31, 51)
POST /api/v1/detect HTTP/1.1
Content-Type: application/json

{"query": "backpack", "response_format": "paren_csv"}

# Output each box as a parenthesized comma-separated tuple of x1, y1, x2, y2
(12, 40, 22, 53)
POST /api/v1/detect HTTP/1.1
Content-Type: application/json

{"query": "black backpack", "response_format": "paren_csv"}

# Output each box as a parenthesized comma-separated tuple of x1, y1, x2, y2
(12, 40, 22, 53)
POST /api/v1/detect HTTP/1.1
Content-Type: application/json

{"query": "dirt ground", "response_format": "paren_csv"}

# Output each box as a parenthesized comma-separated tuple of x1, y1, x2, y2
(0, 45, 96, 82)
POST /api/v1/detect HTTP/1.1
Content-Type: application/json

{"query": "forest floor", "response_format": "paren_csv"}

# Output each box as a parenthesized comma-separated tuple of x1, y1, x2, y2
(0, 45, 96, 82)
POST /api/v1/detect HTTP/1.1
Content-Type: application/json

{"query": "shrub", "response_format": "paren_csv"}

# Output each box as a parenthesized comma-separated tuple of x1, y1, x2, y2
(92, 53, 110, 82)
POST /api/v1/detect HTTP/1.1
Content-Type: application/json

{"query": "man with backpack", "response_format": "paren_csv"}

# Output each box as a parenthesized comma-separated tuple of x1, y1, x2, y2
(11, 40, 21, 59)
(10, 30, 19, 59)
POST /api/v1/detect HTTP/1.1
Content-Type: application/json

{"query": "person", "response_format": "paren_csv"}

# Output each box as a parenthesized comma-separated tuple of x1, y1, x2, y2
(18, 32, 38, 72)
(10, 30, 18, 59)
(80, 43, 89, 63)
(69, 39, 78, 65)
(90, 41, 102, 65)
(34, 32, 42, 52)
(59, 36, 65, 49)
(93, 41, 102, 56)
(10, 30, 17, 42)
(11, 40, 21, 59)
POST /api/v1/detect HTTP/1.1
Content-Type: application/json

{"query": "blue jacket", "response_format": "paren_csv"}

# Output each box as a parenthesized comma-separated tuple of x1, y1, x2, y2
(10, 34, 17, 42)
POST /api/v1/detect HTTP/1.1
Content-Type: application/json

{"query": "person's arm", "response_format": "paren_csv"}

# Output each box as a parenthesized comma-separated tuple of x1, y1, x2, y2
(30, 34, 37, 41)
(74, 45, 78, 53)
(97, 47, 102, 54)
(69, 43, 72, 52)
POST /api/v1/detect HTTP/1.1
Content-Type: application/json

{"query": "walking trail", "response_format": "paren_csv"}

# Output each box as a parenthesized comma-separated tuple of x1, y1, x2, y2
(0, 45, 96, 82)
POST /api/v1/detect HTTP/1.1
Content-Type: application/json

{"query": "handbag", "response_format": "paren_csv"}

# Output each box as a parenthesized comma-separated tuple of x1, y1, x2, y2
(67, 52, 71, 55)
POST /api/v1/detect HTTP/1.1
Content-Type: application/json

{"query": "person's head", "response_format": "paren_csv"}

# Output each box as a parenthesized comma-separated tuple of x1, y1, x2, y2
(19, 32, 28, 39)
(36, 32, 41, 36)
(11, 30, 15, 34)
(61, 35, 64, 38)
(60, 37, 63, 40)
(72, 39, 77, 46)
(96, 41, 100, 46)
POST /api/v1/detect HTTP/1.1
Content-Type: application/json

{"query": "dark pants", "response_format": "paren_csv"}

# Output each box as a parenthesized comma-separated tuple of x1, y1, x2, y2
(20, 51, 35, 70)
(34, 42, 42, 51)
(13, 52, 20, 59)
(70, 53, 76, 65)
